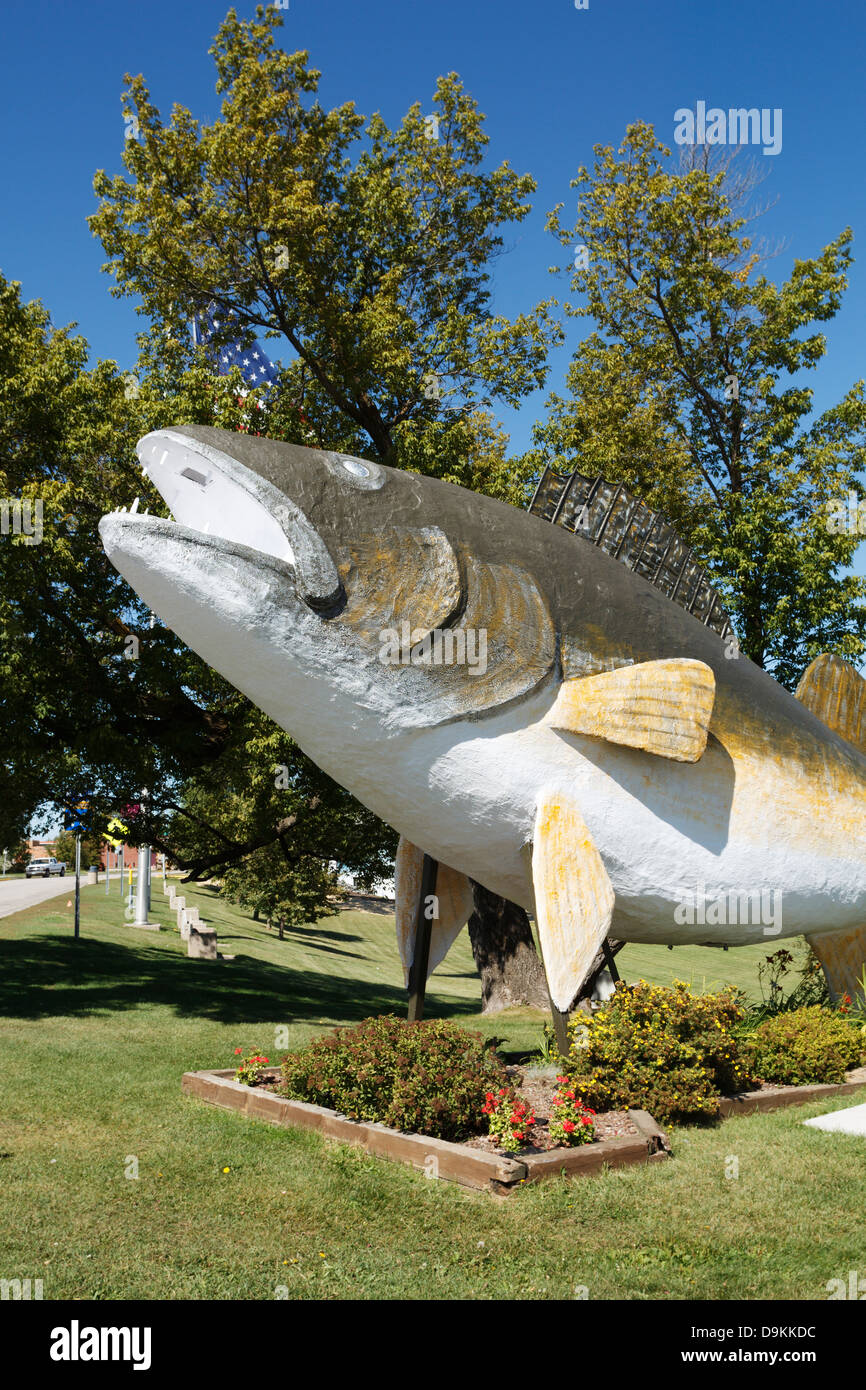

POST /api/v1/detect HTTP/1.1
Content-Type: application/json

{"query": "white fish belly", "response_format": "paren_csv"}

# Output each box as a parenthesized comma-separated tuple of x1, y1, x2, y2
(236, 648, 865, 950)
(350, 703, 866, 949)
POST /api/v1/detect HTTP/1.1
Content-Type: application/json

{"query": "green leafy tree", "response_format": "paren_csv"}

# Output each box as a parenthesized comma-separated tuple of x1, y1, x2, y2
(90, 7, 558, 473)
(88, 6, 562, 1006)
(166, 702, 396, 928)
(7, 841, 30, 871)
(0, 272, 395, 927)
(53, 829, 104, 870)
(0, 271, 249, 846)
(539, 124, 866, 686)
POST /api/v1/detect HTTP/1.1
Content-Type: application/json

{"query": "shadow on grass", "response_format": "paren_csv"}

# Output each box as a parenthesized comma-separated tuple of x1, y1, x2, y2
(0, 934, 476, 1027)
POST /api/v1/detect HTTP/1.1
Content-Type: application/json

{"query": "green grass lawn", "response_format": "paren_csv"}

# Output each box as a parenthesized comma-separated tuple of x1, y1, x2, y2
(1, 884, 864, 1300)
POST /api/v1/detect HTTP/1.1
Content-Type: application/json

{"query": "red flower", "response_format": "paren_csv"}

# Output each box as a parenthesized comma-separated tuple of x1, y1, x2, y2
(563, 1120, 576, 1133)
(234, 1048, 243, 1055)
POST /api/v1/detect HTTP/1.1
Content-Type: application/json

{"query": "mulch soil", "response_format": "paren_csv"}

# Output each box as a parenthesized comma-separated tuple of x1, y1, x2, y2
(464, 1064, 638, 1155)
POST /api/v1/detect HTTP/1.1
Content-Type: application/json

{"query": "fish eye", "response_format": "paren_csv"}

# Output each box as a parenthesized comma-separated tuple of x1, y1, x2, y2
(323, 452, 385, 490)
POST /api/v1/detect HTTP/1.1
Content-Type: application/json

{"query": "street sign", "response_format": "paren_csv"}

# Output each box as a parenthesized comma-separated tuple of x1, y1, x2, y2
(104, 817, 129, 849)
(63, 799, 92, 833)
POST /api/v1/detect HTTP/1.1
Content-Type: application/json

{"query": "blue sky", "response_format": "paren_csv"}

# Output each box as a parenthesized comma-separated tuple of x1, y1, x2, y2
(1, 0, 864, 570)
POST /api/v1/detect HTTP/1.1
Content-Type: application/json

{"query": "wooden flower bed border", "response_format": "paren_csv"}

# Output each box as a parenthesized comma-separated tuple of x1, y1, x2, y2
(182, 1068, 866, 1194)
(718, 1071, 866, 1118)
(181, 1068, 670, 1194)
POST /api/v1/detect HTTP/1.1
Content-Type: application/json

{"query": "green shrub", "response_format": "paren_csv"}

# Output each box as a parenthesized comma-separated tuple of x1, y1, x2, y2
(743, 1005, 865, 1086)
(278, 1014, 510, 1142)
(565, 979, 755, 1126)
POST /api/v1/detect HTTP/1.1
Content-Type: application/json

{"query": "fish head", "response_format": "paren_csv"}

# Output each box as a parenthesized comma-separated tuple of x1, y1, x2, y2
(99, 426, 556, 751)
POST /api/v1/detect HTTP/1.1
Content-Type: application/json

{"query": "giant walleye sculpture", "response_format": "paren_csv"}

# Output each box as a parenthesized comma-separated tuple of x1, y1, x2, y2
(100, 426, 866, 1010)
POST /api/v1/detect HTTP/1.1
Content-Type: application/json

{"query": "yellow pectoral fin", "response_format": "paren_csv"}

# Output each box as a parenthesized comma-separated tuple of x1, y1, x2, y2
(394, 837, 475, 986)
(531, 792, 615, 1013)
(543, 657, 716, 763)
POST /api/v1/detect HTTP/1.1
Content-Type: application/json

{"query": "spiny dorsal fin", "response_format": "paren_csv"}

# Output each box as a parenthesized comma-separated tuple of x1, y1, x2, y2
(795, 654, 866, 756)
(528, 466, 736, 643)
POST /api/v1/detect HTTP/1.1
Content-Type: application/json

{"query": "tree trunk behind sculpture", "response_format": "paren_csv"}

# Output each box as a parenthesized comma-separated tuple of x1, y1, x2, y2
(467, 881, 624, 1015)
(467, 882, 550, 1013)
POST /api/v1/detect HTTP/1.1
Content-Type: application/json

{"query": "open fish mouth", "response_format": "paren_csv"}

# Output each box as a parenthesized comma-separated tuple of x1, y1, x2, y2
(99, 428, 343, 612)
(98, 424, 558, 730)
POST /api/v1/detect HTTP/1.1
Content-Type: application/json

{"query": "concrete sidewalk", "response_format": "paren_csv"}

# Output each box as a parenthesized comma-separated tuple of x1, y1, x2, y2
(804, 1103, 866, 1136)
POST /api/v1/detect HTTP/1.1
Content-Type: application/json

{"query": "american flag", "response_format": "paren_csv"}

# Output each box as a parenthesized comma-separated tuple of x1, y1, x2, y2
(192, 303, 279, 405)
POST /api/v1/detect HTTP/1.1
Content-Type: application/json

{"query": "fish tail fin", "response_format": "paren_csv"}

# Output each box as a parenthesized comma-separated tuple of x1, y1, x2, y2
(797, 654, 866, 1002)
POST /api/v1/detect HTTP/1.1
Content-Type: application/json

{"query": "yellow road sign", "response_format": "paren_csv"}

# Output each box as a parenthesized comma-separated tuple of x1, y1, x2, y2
(104, 817, 129, 849)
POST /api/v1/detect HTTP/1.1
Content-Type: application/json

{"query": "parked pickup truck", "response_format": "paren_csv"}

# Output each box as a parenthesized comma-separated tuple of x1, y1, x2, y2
(25, 857, 66, 878)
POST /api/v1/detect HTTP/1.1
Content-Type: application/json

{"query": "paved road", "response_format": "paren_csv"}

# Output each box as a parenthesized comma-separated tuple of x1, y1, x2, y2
(0, 874, 77, 920)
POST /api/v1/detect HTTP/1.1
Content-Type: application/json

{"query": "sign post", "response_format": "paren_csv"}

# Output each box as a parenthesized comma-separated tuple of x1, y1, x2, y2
(63, 799, 90, 940)
(74, 833, 81, 941)
(104, 819, 129, 914)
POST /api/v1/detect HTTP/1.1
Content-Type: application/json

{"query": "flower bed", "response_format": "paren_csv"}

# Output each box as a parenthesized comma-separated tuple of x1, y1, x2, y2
(181, 1067, 670, 1193)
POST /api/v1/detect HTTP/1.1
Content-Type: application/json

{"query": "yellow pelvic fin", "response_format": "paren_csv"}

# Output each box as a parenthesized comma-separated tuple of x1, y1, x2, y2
(530, 790, 615, 1013)
(542, 657, 716, 763)
(394, 837, 475, 986)
(795, 653, 866, 755)
(807, 927, 866, 1005)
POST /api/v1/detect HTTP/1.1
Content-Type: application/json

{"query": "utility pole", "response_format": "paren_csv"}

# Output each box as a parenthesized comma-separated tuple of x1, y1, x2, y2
(133, 848, 150, 927)
(133, 788, 152, 929)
